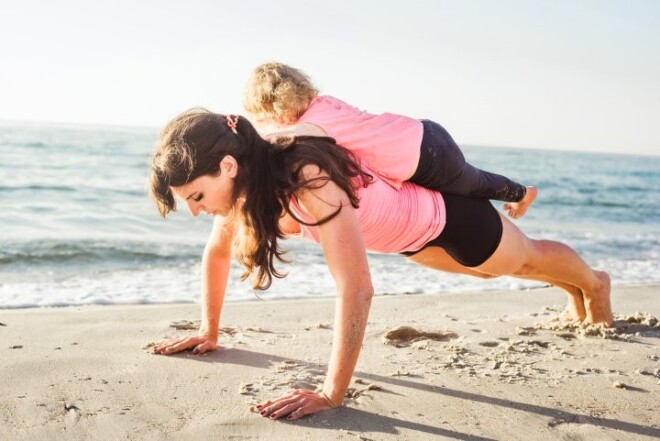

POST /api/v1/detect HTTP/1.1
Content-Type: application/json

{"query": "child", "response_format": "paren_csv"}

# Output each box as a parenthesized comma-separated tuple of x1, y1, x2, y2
(243, 61, 537, 219)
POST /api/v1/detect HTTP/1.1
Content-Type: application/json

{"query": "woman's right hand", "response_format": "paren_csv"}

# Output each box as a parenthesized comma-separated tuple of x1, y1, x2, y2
(152, 334, 217, 356)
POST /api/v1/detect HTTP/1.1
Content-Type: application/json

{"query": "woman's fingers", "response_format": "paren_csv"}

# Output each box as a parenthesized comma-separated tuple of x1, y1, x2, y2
(153, 336, 206, 355)
(269, 402, 305, 420)
(165, 338, 197, 354)
(287, 404, 316, 421)
(255, 390, 298, 412)
(256, 390, 302, 411)
(192, 339, 216, 355)
(256, 390, 333, 420)
(258, 395, 300, 417)
(153, 338, 184, 354)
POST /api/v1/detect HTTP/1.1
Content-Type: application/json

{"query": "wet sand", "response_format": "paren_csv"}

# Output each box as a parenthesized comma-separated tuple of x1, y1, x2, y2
(1, 285, 659, 440)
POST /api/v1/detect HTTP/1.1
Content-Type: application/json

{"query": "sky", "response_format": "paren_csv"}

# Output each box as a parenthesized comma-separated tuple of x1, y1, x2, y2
(1, 0, 659, 156)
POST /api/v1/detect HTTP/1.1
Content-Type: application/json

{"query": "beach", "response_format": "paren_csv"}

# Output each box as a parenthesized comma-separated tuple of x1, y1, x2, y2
(2, 285, 658, 441)
(2, 4, 659, 439)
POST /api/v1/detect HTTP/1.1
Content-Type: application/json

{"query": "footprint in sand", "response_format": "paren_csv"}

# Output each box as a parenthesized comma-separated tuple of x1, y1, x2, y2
(616, 313, 659, 335)
(276, 360, 305, 372)
(534, 312, 659, 340)
(169, 320, 200, 330)
(382, 326, 458, 348)
(245, 327, 274, 334)
(239, 382, 258, 395)
(516, 327, 537, 336)
(169, 320, 239, 336)
(479, 341, 500, 348)
(345, 379, 382, 399)
(64, 403, 82, 423)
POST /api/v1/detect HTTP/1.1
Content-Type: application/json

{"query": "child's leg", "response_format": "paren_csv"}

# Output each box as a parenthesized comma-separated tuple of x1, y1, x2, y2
(411, 120, 532, 204)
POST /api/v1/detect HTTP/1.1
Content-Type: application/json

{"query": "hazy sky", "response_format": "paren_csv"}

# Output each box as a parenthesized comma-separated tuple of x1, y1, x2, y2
(1, 0, 658, 155)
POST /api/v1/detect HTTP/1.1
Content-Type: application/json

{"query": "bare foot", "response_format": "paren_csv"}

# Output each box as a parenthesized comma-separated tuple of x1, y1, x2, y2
(583, 271, 614, 327)
(504, 186, 538, 219)
(563, 287, 587, 322)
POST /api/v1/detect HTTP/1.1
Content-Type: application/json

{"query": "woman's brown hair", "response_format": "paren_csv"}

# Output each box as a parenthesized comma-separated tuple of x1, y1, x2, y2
(150, 108, 371, 290)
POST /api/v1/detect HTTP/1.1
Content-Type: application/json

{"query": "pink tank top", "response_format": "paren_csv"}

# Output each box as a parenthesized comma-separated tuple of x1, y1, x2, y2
(298, 96, 423, 189)
(288, 170, 446, 254)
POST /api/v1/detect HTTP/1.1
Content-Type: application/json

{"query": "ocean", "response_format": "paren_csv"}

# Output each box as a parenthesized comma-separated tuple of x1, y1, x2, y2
(1, 122, 659, 309)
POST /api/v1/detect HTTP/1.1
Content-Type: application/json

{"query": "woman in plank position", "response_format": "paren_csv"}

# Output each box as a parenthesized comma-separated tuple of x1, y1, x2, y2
(149, 109, 612, 421)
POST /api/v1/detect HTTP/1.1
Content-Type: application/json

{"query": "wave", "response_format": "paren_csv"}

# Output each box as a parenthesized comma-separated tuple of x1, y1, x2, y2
(541, 197, 634, 209)
(19, 141, 48, 149)
(0, 240, 198, 266)
(0, 184, 77, 192)
(0, 185, 147, 197)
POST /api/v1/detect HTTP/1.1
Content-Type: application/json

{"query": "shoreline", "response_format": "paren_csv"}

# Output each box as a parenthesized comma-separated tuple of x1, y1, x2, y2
(2, 285, 659, 440)
(1, 280, 658, 311)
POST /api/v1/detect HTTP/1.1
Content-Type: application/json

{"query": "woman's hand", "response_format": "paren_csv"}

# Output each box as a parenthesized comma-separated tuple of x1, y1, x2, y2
(256, 389, 340, 421)
(152, 335, 217, 356)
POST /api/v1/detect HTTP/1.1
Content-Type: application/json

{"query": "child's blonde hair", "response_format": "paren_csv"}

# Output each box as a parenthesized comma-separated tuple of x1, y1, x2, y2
(243, 61, 319, 125)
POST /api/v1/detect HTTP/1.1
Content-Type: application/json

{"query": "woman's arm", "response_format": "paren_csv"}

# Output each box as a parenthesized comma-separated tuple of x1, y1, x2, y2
(153, 216, 235, 355)
(314, 189, 373, 406)
(257, 166, 374, 420)
(196, 216, 235, 350)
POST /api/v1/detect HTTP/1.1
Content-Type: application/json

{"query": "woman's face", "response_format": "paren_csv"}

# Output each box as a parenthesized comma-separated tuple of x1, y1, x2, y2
(170, 156, 238, 217)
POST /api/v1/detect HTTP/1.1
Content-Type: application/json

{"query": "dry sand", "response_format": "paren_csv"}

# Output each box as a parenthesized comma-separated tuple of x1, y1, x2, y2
(1, 285, 659, 440)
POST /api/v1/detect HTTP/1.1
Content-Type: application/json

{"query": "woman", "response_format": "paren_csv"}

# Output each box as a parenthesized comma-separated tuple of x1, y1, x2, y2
(149, 108, 612, 421)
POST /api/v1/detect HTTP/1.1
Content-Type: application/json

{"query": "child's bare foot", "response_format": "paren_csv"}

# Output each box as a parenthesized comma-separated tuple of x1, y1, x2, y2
(583, 271, 614, 327)
(504, 186, 538, 219)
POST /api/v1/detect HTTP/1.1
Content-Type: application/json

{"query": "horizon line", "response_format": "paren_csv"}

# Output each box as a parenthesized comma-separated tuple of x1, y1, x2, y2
(1, 117, 658, 158)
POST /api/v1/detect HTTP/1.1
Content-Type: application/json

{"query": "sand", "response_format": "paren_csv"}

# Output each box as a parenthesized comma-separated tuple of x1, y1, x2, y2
(1, 285, 659, 440)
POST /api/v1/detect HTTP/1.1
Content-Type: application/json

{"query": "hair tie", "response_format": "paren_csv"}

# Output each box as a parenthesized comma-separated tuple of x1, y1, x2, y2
(226, 115, 239, 134)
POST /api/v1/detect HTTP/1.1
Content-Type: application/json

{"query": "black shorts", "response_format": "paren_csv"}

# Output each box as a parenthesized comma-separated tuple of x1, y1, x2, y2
(410, 120, 527, 203)
(402, 193, 503, 267)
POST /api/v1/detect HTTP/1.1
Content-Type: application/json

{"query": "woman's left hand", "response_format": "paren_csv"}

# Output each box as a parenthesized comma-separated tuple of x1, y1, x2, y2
(256, 389, 338, 421)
